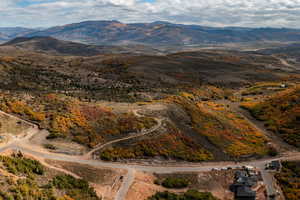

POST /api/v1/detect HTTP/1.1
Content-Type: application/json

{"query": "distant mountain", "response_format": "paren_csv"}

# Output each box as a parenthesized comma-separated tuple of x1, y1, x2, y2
(2, 36, 163, 56)
(1, 21, 300, 45)
(0, 27, 36, 41)
(23, 20, 300, 45)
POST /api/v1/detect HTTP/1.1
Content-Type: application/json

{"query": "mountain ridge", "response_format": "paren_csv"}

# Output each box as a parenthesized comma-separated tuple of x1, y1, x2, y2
(1, 21, 300, 45)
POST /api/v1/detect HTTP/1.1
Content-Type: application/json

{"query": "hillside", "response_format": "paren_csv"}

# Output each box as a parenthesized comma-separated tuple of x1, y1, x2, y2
(257, 43, 300, 64)
(0, 27, 36, 42)
(275, 161, 300, 200)
(241, 86, 300, 148)
(15, 20, 300, 45)
(0, 46, 298, 161)
(0, 153, 100, 200)
(2, 36, 163, 56)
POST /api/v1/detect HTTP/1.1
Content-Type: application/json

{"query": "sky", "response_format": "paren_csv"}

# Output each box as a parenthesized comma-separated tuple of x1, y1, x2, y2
(0, 0, 300, 28)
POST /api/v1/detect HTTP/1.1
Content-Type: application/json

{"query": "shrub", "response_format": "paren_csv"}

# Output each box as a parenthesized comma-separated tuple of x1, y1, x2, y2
(275, 161, 300, 200)
(0, 155, 44, 176)
(267, 146, 278, 157)
(161, 177, 189, 189)
(51, 175, 99, 200)
(44, 144, 57, 150)
(148, 190, 218, 200)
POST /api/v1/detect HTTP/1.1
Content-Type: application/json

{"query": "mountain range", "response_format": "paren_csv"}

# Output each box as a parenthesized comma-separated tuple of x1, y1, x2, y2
(1, 20, 300, 45)
(0, 27, 36, 42)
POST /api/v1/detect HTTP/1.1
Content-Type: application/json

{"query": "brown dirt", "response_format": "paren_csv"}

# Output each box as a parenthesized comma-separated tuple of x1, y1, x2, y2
(125, 171, 163, 200)
(126, 170, 239, 200)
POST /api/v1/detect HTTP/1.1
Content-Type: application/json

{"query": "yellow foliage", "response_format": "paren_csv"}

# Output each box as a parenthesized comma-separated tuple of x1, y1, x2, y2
(52, 115, 73, 134)
(180, 92, 195, 100)
(0, 56, 15, 62)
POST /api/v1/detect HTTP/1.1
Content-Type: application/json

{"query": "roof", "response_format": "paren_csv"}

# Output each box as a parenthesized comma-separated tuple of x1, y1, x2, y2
(234, 177, 256, 187)
(235, 170, 248, 178)
(236, 186, 256, 198)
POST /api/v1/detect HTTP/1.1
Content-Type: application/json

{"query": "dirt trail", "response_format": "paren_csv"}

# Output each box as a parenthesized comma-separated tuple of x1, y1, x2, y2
(0, 110, 37, 128)
(84, 110, 164, 159)
(115, 169, 135, 200)
(272, 55, 298, 71)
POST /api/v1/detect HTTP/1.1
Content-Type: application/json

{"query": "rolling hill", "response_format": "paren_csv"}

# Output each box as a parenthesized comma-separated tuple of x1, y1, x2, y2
(257, 43, 300, 61)
(2, 36, 163, 56)
(0, 44, 298, 161)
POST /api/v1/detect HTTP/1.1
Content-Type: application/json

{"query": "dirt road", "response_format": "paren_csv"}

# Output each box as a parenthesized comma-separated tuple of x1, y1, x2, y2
(0, 109, 298, 200)
(272, 55, 298, 71)
(84, 110, 164, 159)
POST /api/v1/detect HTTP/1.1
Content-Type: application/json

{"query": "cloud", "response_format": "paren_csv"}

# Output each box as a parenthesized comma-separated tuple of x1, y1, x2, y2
(0, 0, 300, 28)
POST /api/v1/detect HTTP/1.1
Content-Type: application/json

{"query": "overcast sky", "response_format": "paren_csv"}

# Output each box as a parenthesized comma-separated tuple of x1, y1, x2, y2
(0, 0, 300, 28)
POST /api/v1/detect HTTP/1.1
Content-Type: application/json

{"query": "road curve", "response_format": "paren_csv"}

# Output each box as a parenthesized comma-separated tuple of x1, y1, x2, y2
(84, 110, 163, 159)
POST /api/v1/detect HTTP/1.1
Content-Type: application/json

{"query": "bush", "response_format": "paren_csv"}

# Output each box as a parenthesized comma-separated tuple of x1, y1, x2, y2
(0, 155, 44, 176)
(148, 190, 218, 200)
(44, 143, 57, 150)
(275, 161, 300, 200)
(267, 146, 278, 157)
(161, 177, 189, 189)
(51, 175, 99, 200)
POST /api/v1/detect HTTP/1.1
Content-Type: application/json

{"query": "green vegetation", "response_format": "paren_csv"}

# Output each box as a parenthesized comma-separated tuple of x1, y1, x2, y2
(275, 161, 300, 200)
(0, 155, 100, 200)
(44, 143, 57, 150)
(161, 177, 189, 189)
(0, 153, 44, 176)
(148, 190, 218, 200)
(50, 175, 99, 200)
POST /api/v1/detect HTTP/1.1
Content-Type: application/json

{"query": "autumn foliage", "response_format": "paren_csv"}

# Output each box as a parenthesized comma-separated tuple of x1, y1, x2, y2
(100, 122, 213, 162)
(275, 161, 300, 200)
(165, 95, 269, 158)
(241, 85, 300, 148)
(0, 93, 156, 148)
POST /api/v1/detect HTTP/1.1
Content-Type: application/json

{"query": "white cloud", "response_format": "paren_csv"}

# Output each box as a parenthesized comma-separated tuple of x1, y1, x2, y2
(0, 0, 300, 28)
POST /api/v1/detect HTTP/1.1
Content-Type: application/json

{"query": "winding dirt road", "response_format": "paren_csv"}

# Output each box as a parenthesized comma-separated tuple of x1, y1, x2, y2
(84, 110, 164, 159)
(272, 55, 298, 71)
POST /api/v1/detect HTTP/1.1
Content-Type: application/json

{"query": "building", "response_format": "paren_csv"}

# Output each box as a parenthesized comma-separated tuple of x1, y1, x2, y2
(231, 170, 257, 200)
(236, 186, 256, 200)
